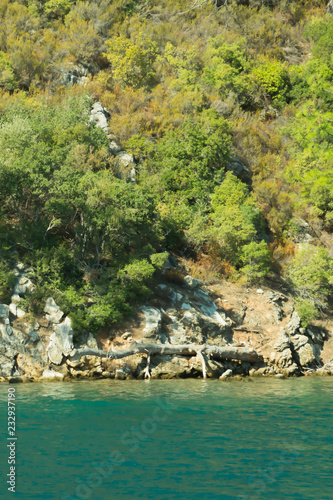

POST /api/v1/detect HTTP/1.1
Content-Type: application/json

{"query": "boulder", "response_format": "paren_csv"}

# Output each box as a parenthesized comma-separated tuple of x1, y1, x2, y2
(0, 304, 9, 318)
(184, 275, 202, 289)
(270, 348, 293, 368)
(116, 152, 136, 182)
(16, 307, 26, 318)
(13, 277, 34, 296)
(141, 306, 162, 341)
(286, 310, 301, 335)
(297, 343, 317, 368)
(0, 322, 13, 342)
(115, 365, 132, 380)
(90, 102, 109, 133)
(41, 369, 64, 381)
(328, 0, 333, 14)
(220, 369, 233, 379)
(44, 297, 64, 324)
(273, 329, 290, 352)
(109, 140, 122, 155)
(149, 355, 190, 379)
(0, 354, 15, 378)
(291, 334, 309, 351)
(47, 317, 74, 365)
(226, 156, 250, 181)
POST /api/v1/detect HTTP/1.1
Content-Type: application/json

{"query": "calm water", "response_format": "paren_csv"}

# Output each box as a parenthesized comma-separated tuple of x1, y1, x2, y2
(0, 378, 332, 500)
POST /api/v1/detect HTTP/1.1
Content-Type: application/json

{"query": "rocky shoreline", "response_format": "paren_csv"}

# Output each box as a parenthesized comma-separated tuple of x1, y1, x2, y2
(1, 260, 333, 383)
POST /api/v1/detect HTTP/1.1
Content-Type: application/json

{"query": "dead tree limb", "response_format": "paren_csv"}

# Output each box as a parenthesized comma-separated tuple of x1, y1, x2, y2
(70, 342, 263, 364)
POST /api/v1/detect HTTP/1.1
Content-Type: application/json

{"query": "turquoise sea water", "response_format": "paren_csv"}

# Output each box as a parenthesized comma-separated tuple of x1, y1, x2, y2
(0, 378, 333, 500)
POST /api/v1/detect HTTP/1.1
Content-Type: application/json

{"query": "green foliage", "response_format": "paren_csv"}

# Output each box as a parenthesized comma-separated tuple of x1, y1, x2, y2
(210, 172, 264, 263)
(44, 0, 73, 19)
(0, 261, 16, 303)
(0, 51, 18, 91)
(105, 32, 158, 89)
(0, 0, 332, 332)
(251, 59, 291, 106)
(150, 111, 232, 204)
(239, 241, 271, 283)
(294, 298, 319, 328)
(304, 15, 333, 68)
(287, 244, 333, 313)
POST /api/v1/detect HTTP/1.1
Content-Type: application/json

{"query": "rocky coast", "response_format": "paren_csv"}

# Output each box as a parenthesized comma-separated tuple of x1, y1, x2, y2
(1, 259, 332, 383)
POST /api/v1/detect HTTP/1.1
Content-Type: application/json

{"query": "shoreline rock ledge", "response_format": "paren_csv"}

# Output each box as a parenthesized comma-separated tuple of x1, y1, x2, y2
(0, 265, 332, 382)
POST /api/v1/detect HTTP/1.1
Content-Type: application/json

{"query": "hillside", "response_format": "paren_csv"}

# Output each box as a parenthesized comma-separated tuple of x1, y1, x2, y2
(0, 0, 332, 366)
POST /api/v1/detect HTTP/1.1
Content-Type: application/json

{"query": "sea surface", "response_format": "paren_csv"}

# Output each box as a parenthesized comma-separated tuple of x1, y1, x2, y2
(0, 377, 332, 500)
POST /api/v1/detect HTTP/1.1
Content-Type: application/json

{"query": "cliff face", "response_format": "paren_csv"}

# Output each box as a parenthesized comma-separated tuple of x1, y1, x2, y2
(1, 262, 332, 382)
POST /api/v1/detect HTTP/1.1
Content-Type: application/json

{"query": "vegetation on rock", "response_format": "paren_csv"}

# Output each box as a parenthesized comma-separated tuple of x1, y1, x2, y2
(0, 0, 332, 333)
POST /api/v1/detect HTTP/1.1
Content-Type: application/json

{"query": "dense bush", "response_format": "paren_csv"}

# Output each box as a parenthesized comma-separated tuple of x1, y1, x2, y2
(0, 0, 332, 331)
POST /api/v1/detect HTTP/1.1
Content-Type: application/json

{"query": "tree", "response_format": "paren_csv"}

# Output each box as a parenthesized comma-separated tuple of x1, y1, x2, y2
(287, 244, 333, 323)
(104, 32, 158, 89)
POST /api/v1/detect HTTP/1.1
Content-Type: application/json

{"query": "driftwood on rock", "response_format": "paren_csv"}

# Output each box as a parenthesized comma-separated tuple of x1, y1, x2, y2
(70, 342, 263, 367)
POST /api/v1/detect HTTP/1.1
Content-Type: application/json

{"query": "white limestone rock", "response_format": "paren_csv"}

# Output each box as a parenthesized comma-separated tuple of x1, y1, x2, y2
(47, 317, 74, 365)
(286, 311, 301, 335)
(44, 297, 64, 324)
(141, 306, 162, 340)
(90, 102, 109, 133)
(184, 275, 202, 289)
(0, 304, 9, 318)
(42, 369, 64, 381)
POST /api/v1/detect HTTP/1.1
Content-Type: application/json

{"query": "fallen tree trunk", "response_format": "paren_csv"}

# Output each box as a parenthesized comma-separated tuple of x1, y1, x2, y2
(70, 342, 263, 364)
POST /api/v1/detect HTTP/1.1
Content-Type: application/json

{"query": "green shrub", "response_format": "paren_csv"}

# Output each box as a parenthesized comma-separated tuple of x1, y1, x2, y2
(239, 241, 271, 283)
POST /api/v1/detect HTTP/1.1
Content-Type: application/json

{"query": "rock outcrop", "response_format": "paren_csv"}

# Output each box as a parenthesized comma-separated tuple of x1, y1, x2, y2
(0, 259, 332, 382)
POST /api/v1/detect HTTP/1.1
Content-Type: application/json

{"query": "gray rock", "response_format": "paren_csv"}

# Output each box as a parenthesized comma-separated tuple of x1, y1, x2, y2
(184, 275, 202, 289)
(121, 332, 132, 340)
(273, 329, 290, 352)
(167, 311, 202, 344)
(41, 369, 64, 381)
(86, 333, 98, 350)
(286, 363, 299, 376)
(286, 310, 301, 335)
(11, 295, 21, 304)
(90, 102, 109, 132)
(256, 288, 264, 294)
(0, 355, 15, 378)
(290, 219, 313, 244)
(226, 156, 250, 179)
(47, 317, 74, 365)
(9, 303, 17, 316)
(306, 328, 326, 343)
(181, 302, 191, 310)
(0, 304, 9, 318)
(0, 323, 13, 342)
(13, 277, 34, 296)
(270, 348, 293, 368)
(44, 297, 64, 324)
(150, 355, 190, 379)
(220, 369, 233, 379)
(291, 334, 309, 351)
(116, 152, 136, 182)
(109, 140, 122, 155)
(115, 365, 132, 380)
(27, 327, 39, 343)
(200, 301, 228, 327)
(328, 0, 333, 14)
(141, 306, 162, 341)
(16, 307, 26, 319)
(297, 343, 317, 368)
